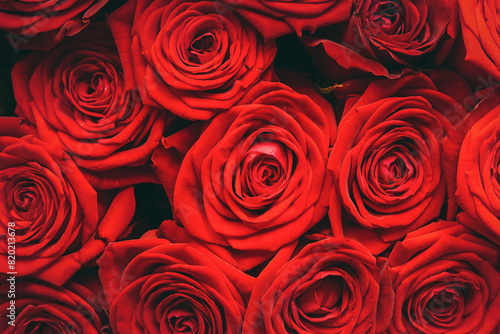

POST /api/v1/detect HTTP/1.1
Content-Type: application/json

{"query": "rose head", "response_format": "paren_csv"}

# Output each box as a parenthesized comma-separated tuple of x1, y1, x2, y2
(171, 80, 333, 254)
(107, 0, 277, 120)
(243, 237, 393, 333)
(0, 118, 135, 285)
(0, 279, 108, 333)
(388, 221, 500, 333)
(98, 238, 253, 334)
(0, 0, 108, 51)
(302, 0, 458, 80)
(329, 73, 464, 249)
(12, 23, 170, 180)
(224, 0, 352, 39)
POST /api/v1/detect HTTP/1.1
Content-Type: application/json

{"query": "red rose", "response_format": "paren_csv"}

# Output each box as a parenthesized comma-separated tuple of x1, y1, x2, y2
(168, 80, 333, 255)
(0, 118, 135, 285)
(106, 0, 276, 120)
(243, 237, 393, 333)
(0, 278, 108, 333)
(388, 221, 500, 333)
(302, 0, 458, 81)
(224, 0, 352, 39)
(97, 238, 253, 334)
(328, 74, 465, 251)
(12, 24, 169, 188)
(451, 0, 500, 86)
(0, 0, 108, 51)
(450, 88, 500, 244)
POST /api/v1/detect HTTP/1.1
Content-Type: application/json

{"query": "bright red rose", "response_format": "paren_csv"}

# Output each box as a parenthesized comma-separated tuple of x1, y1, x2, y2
(388, 221, 500, 333)
(224, 0, 352, 39)
(329, 73, 466, 250)
(12, 24, 169, 188)
(106, 0, 277, 120)
(170, 80, 334, 255)
(243, 237, 394, 333)
(0, 278, 108, 333)
(98, 238, 254, 334)
(302, 0, 458, 81)
(451, 0, 500, 87)
(0, 0, 107, 51)
(450, 88, 500, 245)
(0, 118, 135, 285)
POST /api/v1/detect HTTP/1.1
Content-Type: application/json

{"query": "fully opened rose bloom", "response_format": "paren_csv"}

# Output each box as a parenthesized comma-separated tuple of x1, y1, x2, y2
(302, 0, 458, 80)
(243, 237, 393, 333)
(168, 80, 334, 256)
(107, 0, 277, 120)
(0, 279, 108, 333)
(0, 118, 135, 285)
(328, 73, 464, 250)
(452, 0, 500, 85)
(449, 88, 500, 244)
(0, 0, 108, 51)
(98, 238, 253, 334)
(12, 24, 170, 187)
(388, 221, 500, 333)
(224, 0, 352, 39)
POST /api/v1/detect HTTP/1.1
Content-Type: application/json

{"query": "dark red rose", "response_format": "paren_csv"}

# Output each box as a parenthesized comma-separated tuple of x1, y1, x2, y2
(12, 24, 170, 188)
(167, 80, 333, 256)
(388, 221, 500, 333)
(243, 237, 394, 333)
(0, 118, 135, 285)
(302, 0, 458, 81)
(0, 0, 108, 51)
(451, 0, 500, 87)
(0, 278, 108, 333)
(106, 0, 276, 120)
(328, 73, 466, 251)
(224, 0, 352, 39)
(98, 238, 254, 334)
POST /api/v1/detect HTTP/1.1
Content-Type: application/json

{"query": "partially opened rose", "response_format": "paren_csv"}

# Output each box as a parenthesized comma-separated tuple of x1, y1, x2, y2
(388, 221, 500, 333)
(0, 0, 108, 51)
(0, 118, 135, 285)
(302, 0, 458, 80)
(107, 0, 276, 120)
(98, 238, 253, 334)
(0, 278, 108, 333)
(170, 80, 333, 254)
(224, 0, 352, 39)
(243, 237, 393, 333)
(329, 73, 462, 248)
(12, 23, 170, 188)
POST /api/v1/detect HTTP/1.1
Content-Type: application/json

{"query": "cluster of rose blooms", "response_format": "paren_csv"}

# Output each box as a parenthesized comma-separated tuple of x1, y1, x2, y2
(1, 0, 500, 333)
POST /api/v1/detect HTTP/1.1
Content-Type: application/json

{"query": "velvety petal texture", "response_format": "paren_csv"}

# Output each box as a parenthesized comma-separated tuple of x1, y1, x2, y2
(0, 0, 108, 51)
(388, 221, 500, 333)
(171, 80, 333, 255)
(243, 237, 394, 333)
(106, 0, 277, 120)
(11, 23, 170, 188)
(302, 0, 458, 80)
(329, 73, 464, 250)
(0, 278, 108, 333)
(0, 120, 135, 285)
(97, 238, 253, 334)
(224, 0, 352, 39)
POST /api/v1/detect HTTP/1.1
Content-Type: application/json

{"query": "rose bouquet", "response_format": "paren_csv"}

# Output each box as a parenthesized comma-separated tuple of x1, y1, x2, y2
(1, 0, 500, 333)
